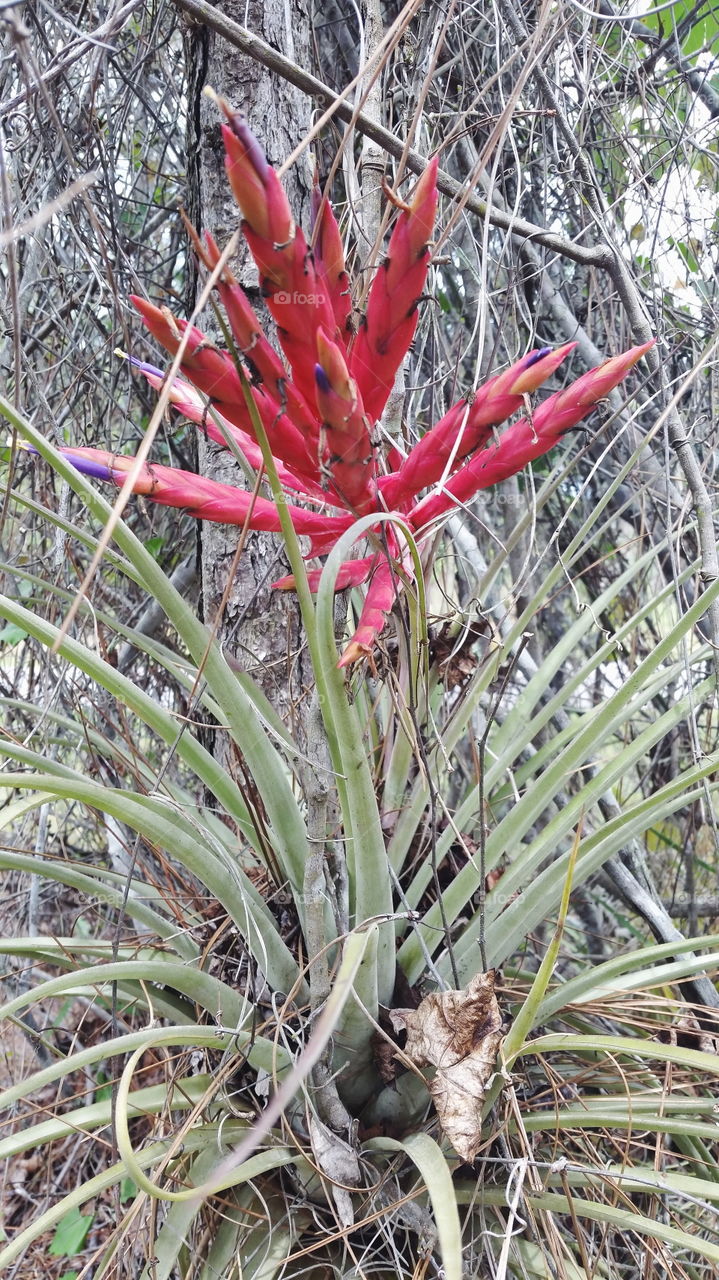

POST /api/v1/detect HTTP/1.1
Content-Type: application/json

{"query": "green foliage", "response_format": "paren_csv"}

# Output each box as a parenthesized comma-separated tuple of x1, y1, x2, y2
(640, 0, 719, 58)
(2, 357, 719, 1272)
(0, 622, 27, 646)
(119, 1177, 138, 1204)
(143, 534, 165, 559)
(48, 1206, 94, 1257)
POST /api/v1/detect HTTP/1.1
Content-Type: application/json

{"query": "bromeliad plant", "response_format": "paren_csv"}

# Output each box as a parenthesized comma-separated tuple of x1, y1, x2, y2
(44, 99, 652, 666)
(5, 103, 719, 1280)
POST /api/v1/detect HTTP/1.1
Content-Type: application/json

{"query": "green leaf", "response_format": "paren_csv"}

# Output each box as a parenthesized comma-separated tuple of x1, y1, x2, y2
(0, 1076, 214, 1162)
(143, 534, 165, 559)
(529, 1189, 719, 1265)
(95, 1071, 112, 1105)
(0, 769, 303, 1001)
(0, 1123, 252, 1268)
(640, 0, 719, 58)
(120, 1176, 138, 1203)
(0, 399, 312, 899)
(364, 1133, 462, 1280)
(0, 622, 27, 646)
(48, 1205, 94, 1256)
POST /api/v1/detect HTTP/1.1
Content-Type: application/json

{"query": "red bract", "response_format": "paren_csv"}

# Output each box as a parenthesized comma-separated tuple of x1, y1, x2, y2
(338, 544, 413, 669)
(124, 357, 327, 502)
(55, 446, 336, 535)
(311, 178, 352, 340)
(409, 341, 654, 531)
(45, 107, 654, 666)
(349, 158, 439, 423)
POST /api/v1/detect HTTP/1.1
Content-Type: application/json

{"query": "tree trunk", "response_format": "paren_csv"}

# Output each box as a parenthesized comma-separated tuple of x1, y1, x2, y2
(184, 0, 312, 717)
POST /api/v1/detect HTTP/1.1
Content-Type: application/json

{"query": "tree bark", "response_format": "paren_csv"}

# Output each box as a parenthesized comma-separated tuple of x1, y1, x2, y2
(183, 0, 312, 717)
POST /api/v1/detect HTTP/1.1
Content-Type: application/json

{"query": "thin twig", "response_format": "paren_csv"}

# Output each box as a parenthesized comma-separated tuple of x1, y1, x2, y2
(499, 0, 719, 690)
(173, 0, 613, 268)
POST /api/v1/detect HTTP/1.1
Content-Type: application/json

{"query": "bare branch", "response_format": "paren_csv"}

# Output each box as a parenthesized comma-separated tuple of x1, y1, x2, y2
(174, 0, 612, 267)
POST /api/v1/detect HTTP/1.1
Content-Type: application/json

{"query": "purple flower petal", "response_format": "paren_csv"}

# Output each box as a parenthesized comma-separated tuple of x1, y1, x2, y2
(227, 113, 269, 179)
(315, 364, 331, 394)
(64, 452, 115, 482)
(524, 346, 553, 368)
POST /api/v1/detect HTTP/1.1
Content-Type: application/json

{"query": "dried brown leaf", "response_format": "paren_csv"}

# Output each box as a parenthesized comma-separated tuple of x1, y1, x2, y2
(390, 970, 503, 1162)
(658, 1009, 719, 1056)
(373, 1031, 398, 1084)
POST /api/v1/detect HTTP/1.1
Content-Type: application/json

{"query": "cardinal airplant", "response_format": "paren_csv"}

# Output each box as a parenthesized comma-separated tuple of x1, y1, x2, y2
(38, 101, 653, 665)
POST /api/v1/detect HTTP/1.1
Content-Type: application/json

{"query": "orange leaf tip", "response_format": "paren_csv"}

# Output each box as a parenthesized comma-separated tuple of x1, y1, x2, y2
(508, 341, 577, 394)
(576, 338, 655, 407)
(337, 641, 370, 668)
(316, 329, 355, 402)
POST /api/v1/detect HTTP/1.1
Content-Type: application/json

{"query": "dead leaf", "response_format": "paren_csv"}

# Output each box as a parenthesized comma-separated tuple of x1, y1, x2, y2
(390, 970, 503, 1162)
(430, 619, 487, 688)
(373, 1031, 398, 1084)
(308, 1113, 361, 1229)
(657, 1009, 719, 1056)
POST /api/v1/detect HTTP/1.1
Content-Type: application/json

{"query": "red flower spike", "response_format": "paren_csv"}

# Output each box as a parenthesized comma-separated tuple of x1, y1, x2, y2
(247, 224, 338, 408)
(385, 441, 407, 472)
(411, 340, 656, 529)
(54, 446, 340, 537)
(379, 401, 474, 513)
(311, 176, 352, 340)
(273, 554, 376, 594)
(131, 295, 318, 482)
(315, 329, 377, 514)
(350, 158, 439, 424)
(34, 109, 655, 669)
(337, 551, 413, 668)
(130, 358, 326, 503)
(220, 111, 293, 247)
(199, 231, 321, 448)
(381, 342, 577, 509)
(131, 296, 244, 405)
(220, 108, 340, 408)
